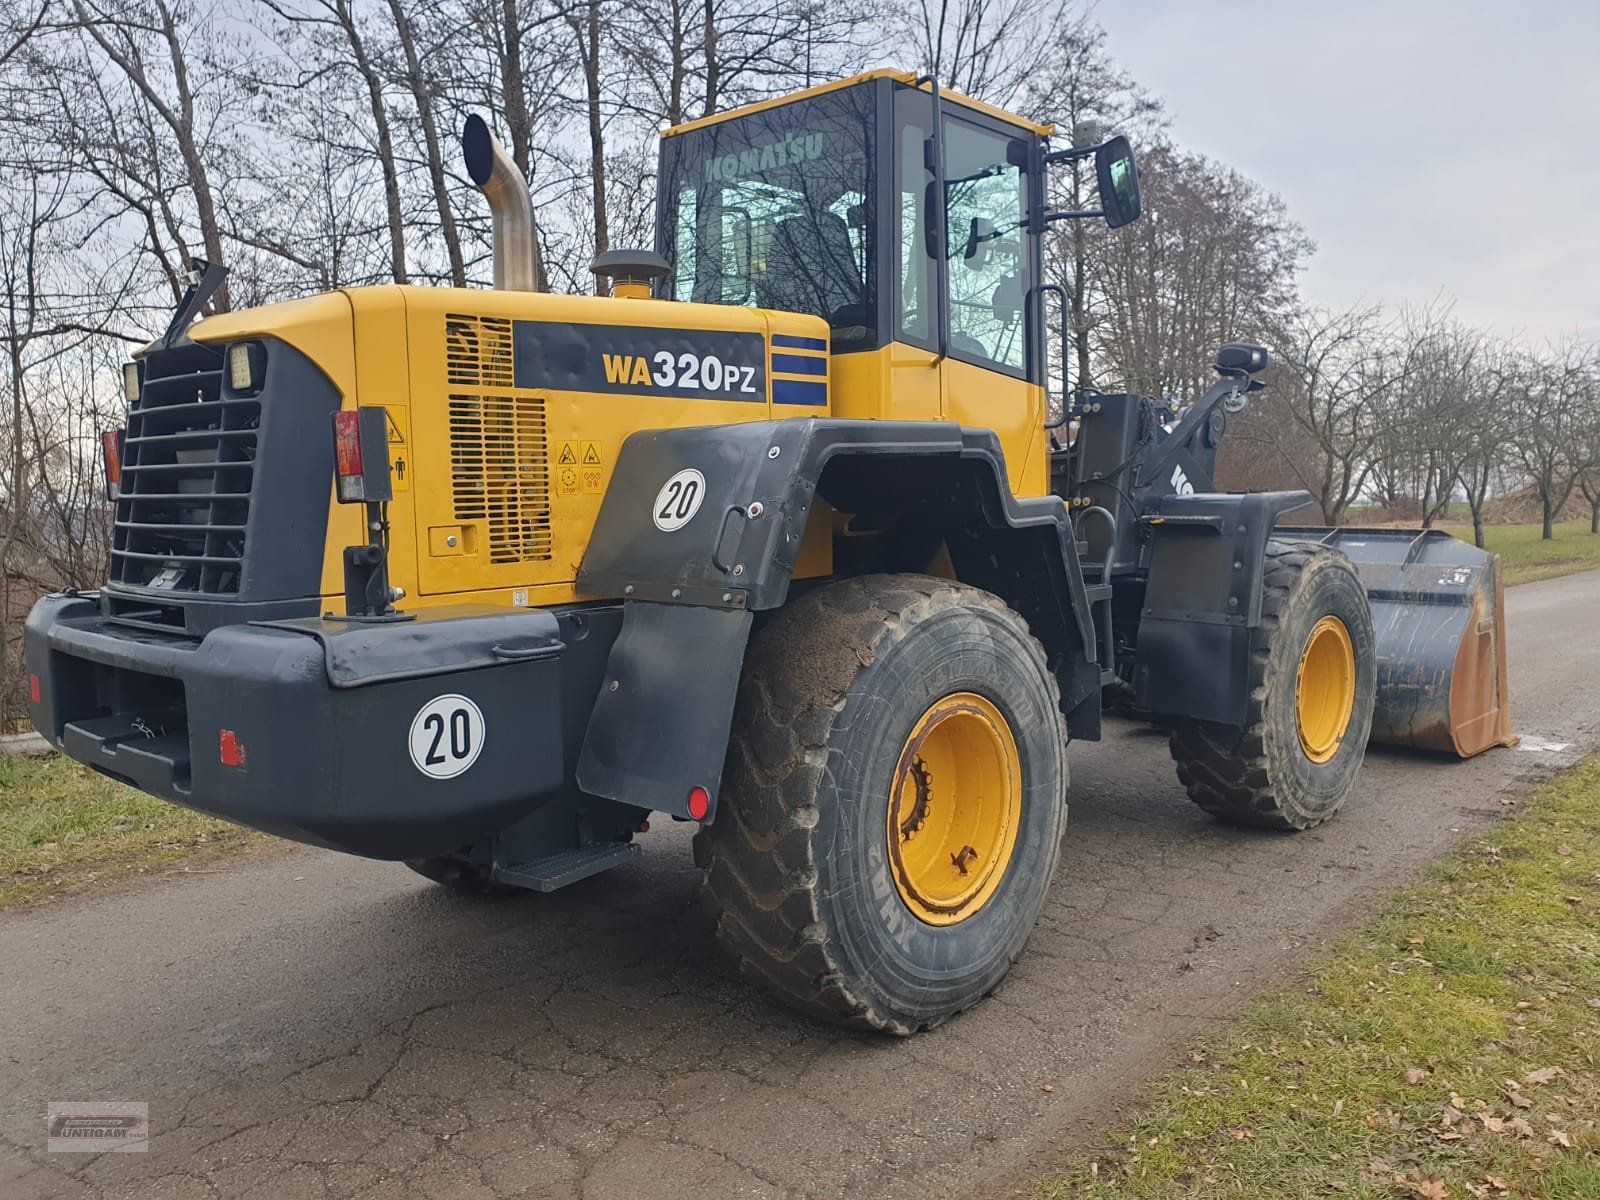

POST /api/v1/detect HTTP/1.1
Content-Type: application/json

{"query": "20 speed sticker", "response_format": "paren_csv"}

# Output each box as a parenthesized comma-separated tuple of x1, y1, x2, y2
(408, 694, 486, 779)
(651, 468, 706, 532)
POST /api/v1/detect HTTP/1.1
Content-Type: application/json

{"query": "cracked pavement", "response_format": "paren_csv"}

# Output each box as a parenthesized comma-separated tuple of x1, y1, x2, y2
(2, 571, 1596, 1200)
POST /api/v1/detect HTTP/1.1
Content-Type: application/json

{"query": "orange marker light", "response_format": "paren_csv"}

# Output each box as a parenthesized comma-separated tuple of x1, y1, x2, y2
(100, 429, 124, 499)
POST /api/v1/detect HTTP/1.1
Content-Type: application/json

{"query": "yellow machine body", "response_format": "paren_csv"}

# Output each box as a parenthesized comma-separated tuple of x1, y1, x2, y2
(188, 69, 1054, 615)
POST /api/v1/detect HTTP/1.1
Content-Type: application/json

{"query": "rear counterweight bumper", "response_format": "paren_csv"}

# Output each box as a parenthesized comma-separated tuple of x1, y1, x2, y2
(24, 595, 573, 859)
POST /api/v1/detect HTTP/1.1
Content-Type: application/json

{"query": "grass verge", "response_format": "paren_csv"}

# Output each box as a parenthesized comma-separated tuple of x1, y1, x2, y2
(0, 753, 262, 910)
(1035, 759, 1600, 1200)
(1455, 521, 1600, 587)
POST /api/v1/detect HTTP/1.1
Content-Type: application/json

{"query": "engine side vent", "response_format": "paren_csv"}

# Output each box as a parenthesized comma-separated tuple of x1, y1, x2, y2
(446, 312, 515, 388)
(444, 314, 551, 564)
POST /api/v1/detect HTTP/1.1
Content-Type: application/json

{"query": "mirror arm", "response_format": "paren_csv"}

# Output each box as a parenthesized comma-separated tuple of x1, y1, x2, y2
(1043, 144, 1099, 166)
(1044, 209, 1104, 223)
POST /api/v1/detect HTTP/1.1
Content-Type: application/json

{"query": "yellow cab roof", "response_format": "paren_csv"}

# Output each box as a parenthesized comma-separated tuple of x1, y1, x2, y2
(660, 68, 1056, 140)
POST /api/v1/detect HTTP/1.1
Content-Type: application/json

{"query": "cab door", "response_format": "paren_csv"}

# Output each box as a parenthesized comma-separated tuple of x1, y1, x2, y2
(936, 112, 1046, 497)
(886, 88, 1048, 499)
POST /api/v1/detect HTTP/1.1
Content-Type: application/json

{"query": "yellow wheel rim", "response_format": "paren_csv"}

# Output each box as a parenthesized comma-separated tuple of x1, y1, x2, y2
(886, 692, 1023, 926)
(1296, 615, 1356, 764)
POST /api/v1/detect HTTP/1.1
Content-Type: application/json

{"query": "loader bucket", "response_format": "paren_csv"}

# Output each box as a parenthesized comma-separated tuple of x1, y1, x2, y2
(1277, 527, 1515, 758)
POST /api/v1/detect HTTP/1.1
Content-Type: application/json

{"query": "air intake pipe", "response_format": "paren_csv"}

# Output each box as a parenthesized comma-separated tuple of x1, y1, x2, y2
(462, 114, 538, 291)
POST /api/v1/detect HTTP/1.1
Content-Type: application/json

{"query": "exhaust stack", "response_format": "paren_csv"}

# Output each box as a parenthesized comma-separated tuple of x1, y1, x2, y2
(463, 114, 537, 291)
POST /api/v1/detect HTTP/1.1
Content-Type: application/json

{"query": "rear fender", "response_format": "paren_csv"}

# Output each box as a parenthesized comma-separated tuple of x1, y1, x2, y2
(574, 419, 1104, 814)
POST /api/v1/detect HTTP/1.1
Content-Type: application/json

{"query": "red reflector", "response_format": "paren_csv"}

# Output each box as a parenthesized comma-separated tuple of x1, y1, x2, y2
(29, 674, 41, 704)
(686, 786, 711, 821)
(333, 409, 363, 483)
(219, 729, 248, 767)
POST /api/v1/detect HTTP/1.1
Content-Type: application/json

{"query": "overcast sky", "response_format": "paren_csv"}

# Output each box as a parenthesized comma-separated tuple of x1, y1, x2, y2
(1093, 0, 1599, 342)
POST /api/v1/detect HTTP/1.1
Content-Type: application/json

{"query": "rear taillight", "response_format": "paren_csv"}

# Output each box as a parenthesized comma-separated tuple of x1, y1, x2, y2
(332, 408, 393, 504)
(100, 429, 124, 500)
(333, 410, 365, 502)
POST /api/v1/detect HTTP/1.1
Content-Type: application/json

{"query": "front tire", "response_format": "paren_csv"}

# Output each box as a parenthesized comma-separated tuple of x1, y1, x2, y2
(1170, 540, 1376, 830)
(694, 574, 1069, 1035)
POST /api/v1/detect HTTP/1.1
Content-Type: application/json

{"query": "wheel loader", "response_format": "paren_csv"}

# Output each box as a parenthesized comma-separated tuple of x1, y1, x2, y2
(25, 69, 1513, 1034)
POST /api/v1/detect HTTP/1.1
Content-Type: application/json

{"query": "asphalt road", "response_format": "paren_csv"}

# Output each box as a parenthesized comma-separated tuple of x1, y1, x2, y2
(2, 571, 1596, 1200)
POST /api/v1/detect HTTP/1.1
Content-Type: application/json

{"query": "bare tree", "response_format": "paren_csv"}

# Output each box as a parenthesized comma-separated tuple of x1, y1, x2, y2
(1454, 337, 1517, 549)
(383, 0, 468, 284)
(566, 0, 612, 268)
(1267, 305, 1397, 525)
(1093, 142, 1313, 403)
(63, 0, 238, 309)
(1508, 338, 1596, 540)
(899, 0, 1054, 107)
(1566, 359, 1600, 534)
(260, 0, 413, 284)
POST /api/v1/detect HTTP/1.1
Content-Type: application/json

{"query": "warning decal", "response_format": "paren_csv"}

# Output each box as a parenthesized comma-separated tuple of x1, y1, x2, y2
(580, 441, 604, 494)
(373, 406, 410, 491)
(554, 440, 604, 495)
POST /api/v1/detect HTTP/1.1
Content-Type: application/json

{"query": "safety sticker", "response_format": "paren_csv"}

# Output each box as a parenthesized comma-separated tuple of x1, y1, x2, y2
(581, 441, 604, 494)
(408, 694, 486, 779)
(373, 406, 409, 491)
(652, 468, 705, 532)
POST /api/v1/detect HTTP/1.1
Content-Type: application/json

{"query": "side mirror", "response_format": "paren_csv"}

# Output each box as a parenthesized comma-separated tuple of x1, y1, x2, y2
(1095, 135, 1142, 229)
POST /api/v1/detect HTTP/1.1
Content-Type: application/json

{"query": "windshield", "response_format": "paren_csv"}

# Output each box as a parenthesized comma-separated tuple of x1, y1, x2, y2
(657, 87, 877, 350)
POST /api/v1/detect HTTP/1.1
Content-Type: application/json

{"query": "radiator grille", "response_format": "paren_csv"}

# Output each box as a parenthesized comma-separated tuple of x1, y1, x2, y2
(445, 314, 551, 564)
(110, 348, 255, 596)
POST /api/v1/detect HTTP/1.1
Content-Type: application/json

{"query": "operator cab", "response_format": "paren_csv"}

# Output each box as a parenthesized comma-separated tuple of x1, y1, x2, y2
(654, 70, 1141, 474)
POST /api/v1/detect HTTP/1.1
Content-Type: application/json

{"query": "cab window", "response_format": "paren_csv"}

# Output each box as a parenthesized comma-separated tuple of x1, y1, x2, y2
(942, 118, 1028, 375)
(658, 88, 876, 350)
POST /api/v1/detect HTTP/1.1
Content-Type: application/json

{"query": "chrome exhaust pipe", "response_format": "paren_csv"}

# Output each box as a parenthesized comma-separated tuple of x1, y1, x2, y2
(462, 114, 537, 291)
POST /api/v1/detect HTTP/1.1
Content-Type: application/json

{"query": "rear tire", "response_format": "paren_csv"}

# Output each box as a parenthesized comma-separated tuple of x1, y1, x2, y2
(694, 574, 1069, 1034)
(1170, 540, 1376, 830)
(405, 857, 520, 897)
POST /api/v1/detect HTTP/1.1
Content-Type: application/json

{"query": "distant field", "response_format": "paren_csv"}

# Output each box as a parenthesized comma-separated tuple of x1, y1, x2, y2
(1448, 520, 1600, 586)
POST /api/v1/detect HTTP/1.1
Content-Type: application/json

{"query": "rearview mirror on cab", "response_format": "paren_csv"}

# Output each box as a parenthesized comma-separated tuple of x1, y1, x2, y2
(1095, 135, 1141, 229)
